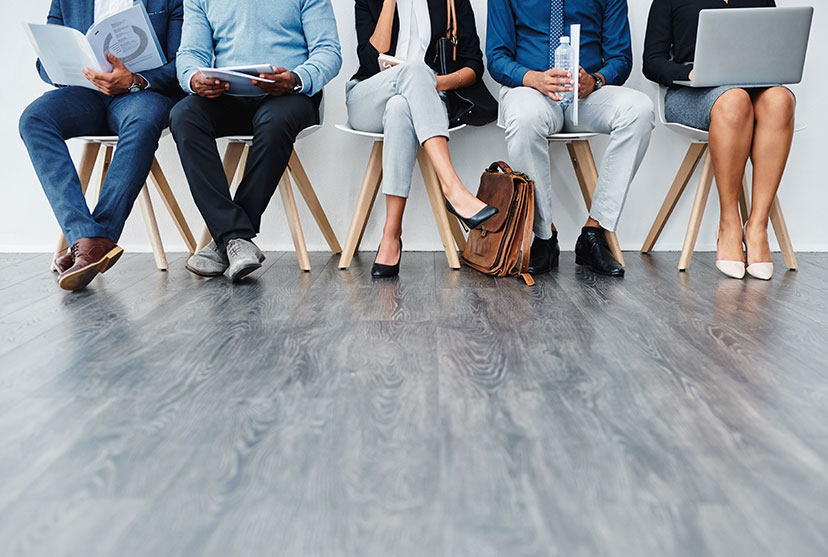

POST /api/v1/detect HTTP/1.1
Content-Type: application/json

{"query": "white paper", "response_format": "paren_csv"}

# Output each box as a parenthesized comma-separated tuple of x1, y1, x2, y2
(24, 4, 165, 89)
(85, 4, 165, 73)
(570, 24, 581, 126)
(199, 68, 275, 96)
(25, 24, 101, 88)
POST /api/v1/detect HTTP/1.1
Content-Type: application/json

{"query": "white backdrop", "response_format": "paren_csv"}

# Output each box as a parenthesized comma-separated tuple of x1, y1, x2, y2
(2, 0, 825, 253)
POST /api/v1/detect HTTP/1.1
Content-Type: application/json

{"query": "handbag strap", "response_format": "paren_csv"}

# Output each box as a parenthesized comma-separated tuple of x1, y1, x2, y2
(446, 0, 457, 61)
(518, 182, 535, 286)
(487, 161, 514, 175)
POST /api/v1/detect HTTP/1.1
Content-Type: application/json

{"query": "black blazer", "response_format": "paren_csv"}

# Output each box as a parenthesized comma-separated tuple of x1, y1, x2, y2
(352, 0, 485, 81)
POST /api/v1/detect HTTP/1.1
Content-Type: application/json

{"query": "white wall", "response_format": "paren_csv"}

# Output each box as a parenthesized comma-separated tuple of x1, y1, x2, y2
(2, 0, 825, 253)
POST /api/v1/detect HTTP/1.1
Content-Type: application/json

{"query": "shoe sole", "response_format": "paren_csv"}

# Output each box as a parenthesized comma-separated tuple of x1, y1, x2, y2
(185, 262, 227, 278)
(58, 246, 124, 291)
(229, 262, 262, 283)
(575, 255, 624, 277)
(528, 255, 560, 276)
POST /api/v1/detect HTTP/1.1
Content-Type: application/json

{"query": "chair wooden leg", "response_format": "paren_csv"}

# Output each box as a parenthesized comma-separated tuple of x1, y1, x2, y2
(197, 142, 247, 250)
(567, 140, 625, 266)
(678, 152, 715, 271)
(54, 143, 102, 266)
(418, 149, 461, 270)
(287, 150, 342, 254)
(769, 196, 798, 271)
(279, 171, 311, 271)
(148, 158, 197, 253)
(137, 184, 168, 271)
(739, 173, 751, 225)
(339, 141, 384, 269)
(641, 143, 707, 253)
(449, 215, 467, 252)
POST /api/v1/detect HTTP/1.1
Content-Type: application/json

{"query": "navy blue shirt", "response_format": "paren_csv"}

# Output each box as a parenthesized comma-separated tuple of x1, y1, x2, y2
(486, 0, 633, 88)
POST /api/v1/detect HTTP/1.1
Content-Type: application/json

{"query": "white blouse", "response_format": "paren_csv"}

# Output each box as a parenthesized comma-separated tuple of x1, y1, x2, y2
(94, 0, 135, 24)
(394, 0, 432, 63)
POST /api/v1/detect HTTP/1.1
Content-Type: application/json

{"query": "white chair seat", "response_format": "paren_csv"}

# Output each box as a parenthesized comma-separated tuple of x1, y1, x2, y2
(335, 123, 466, 139)
(74, 128, 172, 146)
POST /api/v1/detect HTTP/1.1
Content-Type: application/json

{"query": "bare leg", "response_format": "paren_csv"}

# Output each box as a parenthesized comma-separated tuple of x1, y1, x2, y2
(421, 136, 486, 218)
(708, 89, 754, 262)
(375, 194, 406, 265)
(745, 87, 795, 264)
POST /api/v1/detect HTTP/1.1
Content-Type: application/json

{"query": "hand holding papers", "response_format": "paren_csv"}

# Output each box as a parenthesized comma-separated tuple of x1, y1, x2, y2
(25, 4, 166, 89)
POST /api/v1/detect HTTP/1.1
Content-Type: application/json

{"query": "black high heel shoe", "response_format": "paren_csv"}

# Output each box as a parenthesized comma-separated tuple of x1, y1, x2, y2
(371, 238, 402, 279)
(444, 199, 498, 231)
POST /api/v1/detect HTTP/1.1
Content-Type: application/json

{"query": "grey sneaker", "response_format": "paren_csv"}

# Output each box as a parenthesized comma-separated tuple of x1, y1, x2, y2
(186, 240, 229, 277)
(226, 238, 265, 282)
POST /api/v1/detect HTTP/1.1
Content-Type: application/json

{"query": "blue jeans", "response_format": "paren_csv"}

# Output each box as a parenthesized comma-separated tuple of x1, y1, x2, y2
(19, 87, 176, 245)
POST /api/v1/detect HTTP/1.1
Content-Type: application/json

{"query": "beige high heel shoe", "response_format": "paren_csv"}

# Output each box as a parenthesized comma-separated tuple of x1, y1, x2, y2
(744, 224, 774, 280)
(715, 229, 745, 279)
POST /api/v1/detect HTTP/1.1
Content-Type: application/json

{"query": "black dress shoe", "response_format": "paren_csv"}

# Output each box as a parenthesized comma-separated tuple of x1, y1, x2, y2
(527, 232, 560, 275)
(444, 199, 498, 230)
(575, 227, 625, 277)
(372, 238, 402, 278)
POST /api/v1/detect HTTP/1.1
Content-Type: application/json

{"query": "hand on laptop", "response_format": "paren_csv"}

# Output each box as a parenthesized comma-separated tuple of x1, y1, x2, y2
(523, 69, 574, 102)
(253, 67, 296, 96)
(191, 72, 230, 98)
(82, 53, 136, 96)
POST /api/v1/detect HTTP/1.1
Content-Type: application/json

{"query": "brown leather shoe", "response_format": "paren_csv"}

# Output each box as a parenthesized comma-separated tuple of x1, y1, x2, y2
(57, 238, 124, 291)
(51, 251, 74, 274)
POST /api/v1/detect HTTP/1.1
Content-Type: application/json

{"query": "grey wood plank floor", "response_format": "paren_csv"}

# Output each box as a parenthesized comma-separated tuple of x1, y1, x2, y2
(1, 251, 827, 557)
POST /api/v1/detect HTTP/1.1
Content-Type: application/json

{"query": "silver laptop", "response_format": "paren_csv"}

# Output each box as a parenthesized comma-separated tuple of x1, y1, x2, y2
(675, 6, 814, 88)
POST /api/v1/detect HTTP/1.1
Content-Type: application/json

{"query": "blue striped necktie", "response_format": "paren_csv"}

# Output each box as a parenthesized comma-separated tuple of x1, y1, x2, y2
(548, 0, 565, 69)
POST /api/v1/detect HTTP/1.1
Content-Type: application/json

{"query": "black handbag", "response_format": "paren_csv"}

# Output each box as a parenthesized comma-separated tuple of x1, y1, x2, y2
(433, 0, 498, 127)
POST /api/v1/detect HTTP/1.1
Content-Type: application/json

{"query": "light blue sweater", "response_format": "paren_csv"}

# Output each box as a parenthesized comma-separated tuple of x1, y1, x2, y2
(176, 0, 342, 96)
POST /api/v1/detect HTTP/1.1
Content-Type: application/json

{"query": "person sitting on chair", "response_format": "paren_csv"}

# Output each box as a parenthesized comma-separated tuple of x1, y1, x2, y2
(346, 0, 498, 279)
(172, 0, 342, 283)
(19, 0, 184, 291)
(644, 0, 795, 281)
(487, 0, 655, 277)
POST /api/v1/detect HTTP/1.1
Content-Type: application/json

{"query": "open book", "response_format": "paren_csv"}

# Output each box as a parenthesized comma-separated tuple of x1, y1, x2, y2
(25, 3, 166, 89)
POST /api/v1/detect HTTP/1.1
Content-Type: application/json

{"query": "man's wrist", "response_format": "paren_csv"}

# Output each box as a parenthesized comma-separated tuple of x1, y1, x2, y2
(290, 71, 303, 94)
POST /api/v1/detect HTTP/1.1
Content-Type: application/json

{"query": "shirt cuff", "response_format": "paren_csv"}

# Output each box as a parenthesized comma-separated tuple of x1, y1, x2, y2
(509, 64, 532, 89)
(183, 69, 198, 94)
(293, 66, 312, 96)
(135, 73, 151, 90)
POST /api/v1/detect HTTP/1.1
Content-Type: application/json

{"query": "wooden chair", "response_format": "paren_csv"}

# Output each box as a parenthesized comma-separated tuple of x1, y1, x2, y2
(641, 85, 799, 271)
(53, 131, 197, 271)
(195, 100, 341, 272)
(336, 124, 468, 270)
(495, 125, 626, 267)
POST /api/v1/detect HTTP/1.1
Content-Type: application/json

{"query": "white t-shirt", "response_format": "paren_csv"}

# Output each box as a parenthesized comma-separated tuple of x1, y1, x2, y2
(394, 0, 432, 63)
(94, 0, 135, 24)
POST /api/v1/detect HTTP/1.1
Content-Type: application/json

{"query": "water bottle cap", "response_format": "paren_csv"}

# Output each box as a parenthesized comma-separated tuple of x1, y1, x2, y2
(560, 37, 570, 44)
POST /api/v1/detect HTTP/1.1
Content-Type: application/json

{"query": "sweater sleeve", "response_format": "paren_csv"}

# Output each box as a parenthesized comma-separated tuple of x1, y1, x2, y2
(293, 0, 342, 96)
(642, 0, 692, 86)
(454, 0, 484, 80)
(486, 0, 530, 87)
(176, 0, 214, 93)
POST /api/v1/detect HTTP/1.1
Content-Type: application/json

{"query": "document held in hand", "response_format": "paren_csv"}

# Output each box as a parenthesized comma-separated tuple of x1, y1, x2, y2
(25, 3, 166, 89)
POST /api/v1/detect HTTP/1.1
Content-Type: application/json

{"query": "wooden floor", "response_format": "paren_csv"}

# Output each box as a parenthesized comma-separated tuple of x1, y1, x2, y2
(1, 250, 827, 557)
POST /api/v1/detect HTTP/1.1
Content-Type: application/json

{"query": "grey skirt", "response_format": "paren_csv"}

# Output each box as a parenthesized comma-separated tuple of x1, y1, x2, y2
(664, 85, 744, 131)
(665, 85, 794, 131)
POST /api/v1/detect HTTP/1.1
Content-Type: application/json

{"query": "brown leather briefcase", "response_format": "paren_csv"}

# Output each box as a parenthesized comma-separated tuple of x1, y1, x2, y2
(462, 162, 535, 286)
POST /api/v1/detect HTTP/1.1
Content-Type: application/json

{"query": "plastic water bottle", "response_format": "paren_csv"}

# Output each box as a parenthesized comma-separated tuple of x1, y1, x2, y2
(554, 37, 574, 108)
